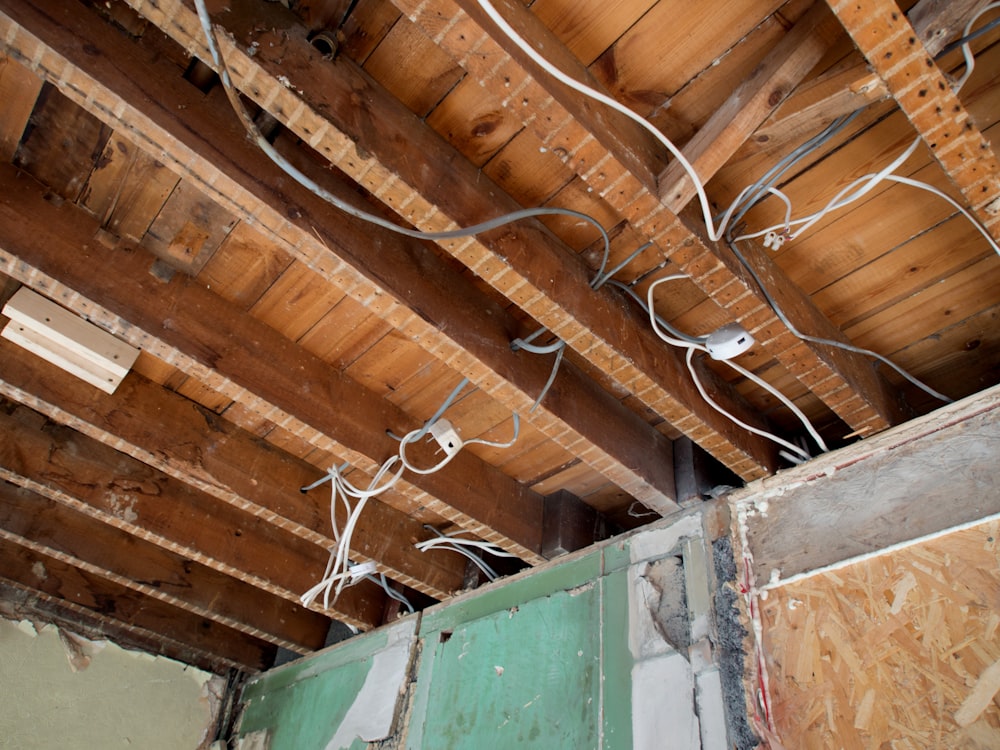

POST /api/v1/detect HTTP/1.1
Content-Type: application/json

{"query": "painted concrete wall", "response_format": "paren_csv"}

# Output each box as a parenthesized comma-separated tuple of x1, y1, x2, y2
(233, 508, 742, 750)
(0, 618, 220, 749)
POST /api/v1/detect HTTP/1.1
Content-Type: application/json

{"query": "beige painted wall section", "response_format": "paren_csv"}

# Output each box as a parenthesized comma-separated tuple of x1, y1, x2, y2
(0, 618, 220, 749)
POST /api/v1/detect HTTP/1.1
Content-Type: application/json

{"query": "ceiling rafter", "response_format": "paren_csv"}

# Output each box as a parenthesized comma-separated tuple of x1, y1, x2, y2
(0, 165, 547, 563)
(0, 0, 682, 514)
(826, 0, 1000, 241)
(0, 337, 466, 600)
(0, 400, 389, 629)
(0, 544, 273, 672)
(0, 481, 328, 654)
(125, 0, 782, 479)
(755, 0, 988, 155)
(401, 0, 911, 437)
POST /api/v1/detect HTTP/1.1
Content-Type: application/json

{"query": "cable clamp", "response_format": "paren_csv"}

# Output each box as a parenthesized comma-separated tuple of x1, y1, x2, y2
(429, 419, 463, 457)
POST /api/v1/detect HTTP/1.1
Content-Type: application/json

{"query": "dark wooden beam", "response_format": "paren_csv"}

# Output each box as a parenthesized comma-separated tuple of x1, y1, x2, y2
(0, 0, 679, 517)
(120, 0, 778, 479)
(0, 538, 275, 672)
(0, 337, 465, 599)
(0, 400, 388, 628)
(0, 163, 545, 562)
(0, 480, 327, 653)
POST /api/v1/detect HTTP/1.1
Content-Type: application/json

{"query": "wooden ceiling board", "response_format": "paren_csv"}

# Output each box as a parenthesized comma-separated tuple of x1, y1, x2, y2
(0, 0, 996, 675)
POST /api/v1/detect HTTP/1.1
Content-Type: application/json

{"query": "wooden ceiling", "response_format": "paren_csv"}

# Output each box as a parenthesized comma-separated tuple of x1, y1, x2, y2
(0, 0, 997, 672)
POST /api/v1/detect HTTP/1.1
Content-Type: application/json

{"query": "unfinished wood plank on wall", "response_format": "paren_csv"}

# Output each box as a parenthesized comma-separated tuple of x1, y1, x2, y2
(0, 52, 42, 161)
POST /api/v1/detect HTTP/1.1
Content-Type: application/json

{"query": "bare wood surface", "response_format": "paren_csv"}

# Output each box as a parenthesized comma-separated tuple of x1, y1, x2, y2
(0, 0, 682, 512)
(0, 337, 465, 599)
(0, 401, 389, 628)
(827, 0, 1000, 241)
(398, 0, 910, 437)
(0, 481, 329, 653)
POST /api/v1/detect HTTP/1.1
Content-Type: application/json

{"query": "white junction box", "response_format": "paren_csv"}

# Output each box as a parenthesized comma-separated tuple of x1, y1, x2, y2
(2, 287, 139, 394)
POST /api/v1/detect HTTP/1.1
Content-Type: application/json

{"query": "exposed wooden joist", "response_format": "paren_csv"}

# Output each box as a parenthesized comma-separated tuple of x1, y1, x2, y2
(0, 543, 273, 673)
(0, 337, 465, 600)
(124, 0, 779, 480)
(0, 0, 681, 514)
(401, 0, 910, 438)
(0, 400, 388, 628)
(756, 0, 989, 153)
(0, 162, 546, 562)
(826, 0, 1000, 240)
(659, 1, 845, 212)
(0, 480, 327, 653)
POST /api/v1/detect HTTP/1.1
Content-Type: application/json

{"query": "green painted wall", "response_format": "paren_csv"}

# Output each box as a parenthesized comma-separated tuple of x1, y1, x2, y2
(234, 511, 728, 750)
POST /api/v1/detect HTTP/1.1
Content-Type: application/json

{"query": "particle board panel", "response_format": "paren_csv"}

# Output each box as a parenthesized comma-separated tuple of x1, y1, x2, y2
(363, 17, 464, 117)
(760, 518, 1000, 749)
(0, 53, 42, 162)
(13, 83, 111, 202)
(196, 220, 294, 310)
(528, 0, 657, 66)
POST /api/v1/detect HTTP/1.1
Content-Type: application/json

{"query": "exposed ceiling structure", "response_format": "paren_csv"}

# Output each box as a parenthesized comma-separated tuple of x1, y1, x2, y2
(0, 0, 997, 673)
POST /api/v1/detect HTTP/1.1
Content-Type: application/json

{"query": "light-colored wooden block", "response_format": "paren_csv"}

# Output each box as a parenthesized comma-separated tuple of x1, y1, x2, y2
(2, 287, 138, 394)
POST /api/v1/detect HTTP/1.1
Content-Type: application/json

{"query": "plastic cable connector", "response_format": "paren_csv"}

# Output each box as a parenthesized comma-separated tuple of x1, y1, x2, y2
(429, 418, 463, 456)
(349, 560, 377, 580)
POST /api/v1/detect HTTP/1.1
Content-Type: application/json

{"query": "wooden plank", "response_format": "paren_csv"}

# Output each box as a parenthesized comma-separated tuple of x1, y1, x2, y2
(137, 0, 777, 480)
(12, 83, 111, 201)
(826, 0, 1000, 241)
(658, 2, 845, 212)
(733, 382, 1000, 586)
(0, 481, 329, 653)
(0, 0, 681, 513)
(761, 519, 1000, 747)
(0, 52, 43, 161)
(141, 178, 238, 274)
(0, 336, 466, 599)
(0, 539, 274, 672)
(196, 220, 292, 309)
(0, 401, 388, 628)
(404, 0, 909, 439)
(0, 163, 545, 563)
(753, 0, 987, 152)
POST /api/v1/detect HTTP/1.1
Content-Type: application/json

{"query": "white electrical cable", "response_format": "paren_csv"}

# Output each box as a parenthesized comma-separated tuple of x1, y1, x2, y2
(474, 0, 731, 243)
(398, 415, 520, 474)
(416, 527, 518, 581)
(646, 276, 827, 459)
(954, 3, 1000, 92)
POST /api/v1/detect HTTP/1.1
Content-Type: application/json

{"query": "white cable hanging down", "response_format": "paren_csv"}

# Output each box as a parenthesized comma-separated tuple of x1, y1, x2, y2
(416, 526, 518, 582)
(299, 377, 521, 609)
(646, 276, 829, 462)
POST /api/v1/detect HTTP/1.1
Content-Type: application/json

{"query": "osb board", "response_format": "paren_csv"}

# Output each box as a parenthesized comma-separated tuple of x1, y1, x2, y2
(760, 518, 1000, 749)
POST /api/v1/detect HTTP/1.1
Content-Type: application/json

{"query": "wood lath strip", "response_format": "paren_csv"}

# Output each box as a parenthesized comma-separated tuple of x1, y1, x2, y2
(0, 547, 272, 673)
(399, 0, 909, 436)
(756, 0, 988, 151)
(124, 0, 778, 479)
(1, 0, 681, 514)
(0, 401, 388, 628)
(0, 337, 465, 599)
(0, 161, 545, 562)
(0, 481, 327, 653)
(659, 1, 845, 212)
(826, 0, 1000, 240)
